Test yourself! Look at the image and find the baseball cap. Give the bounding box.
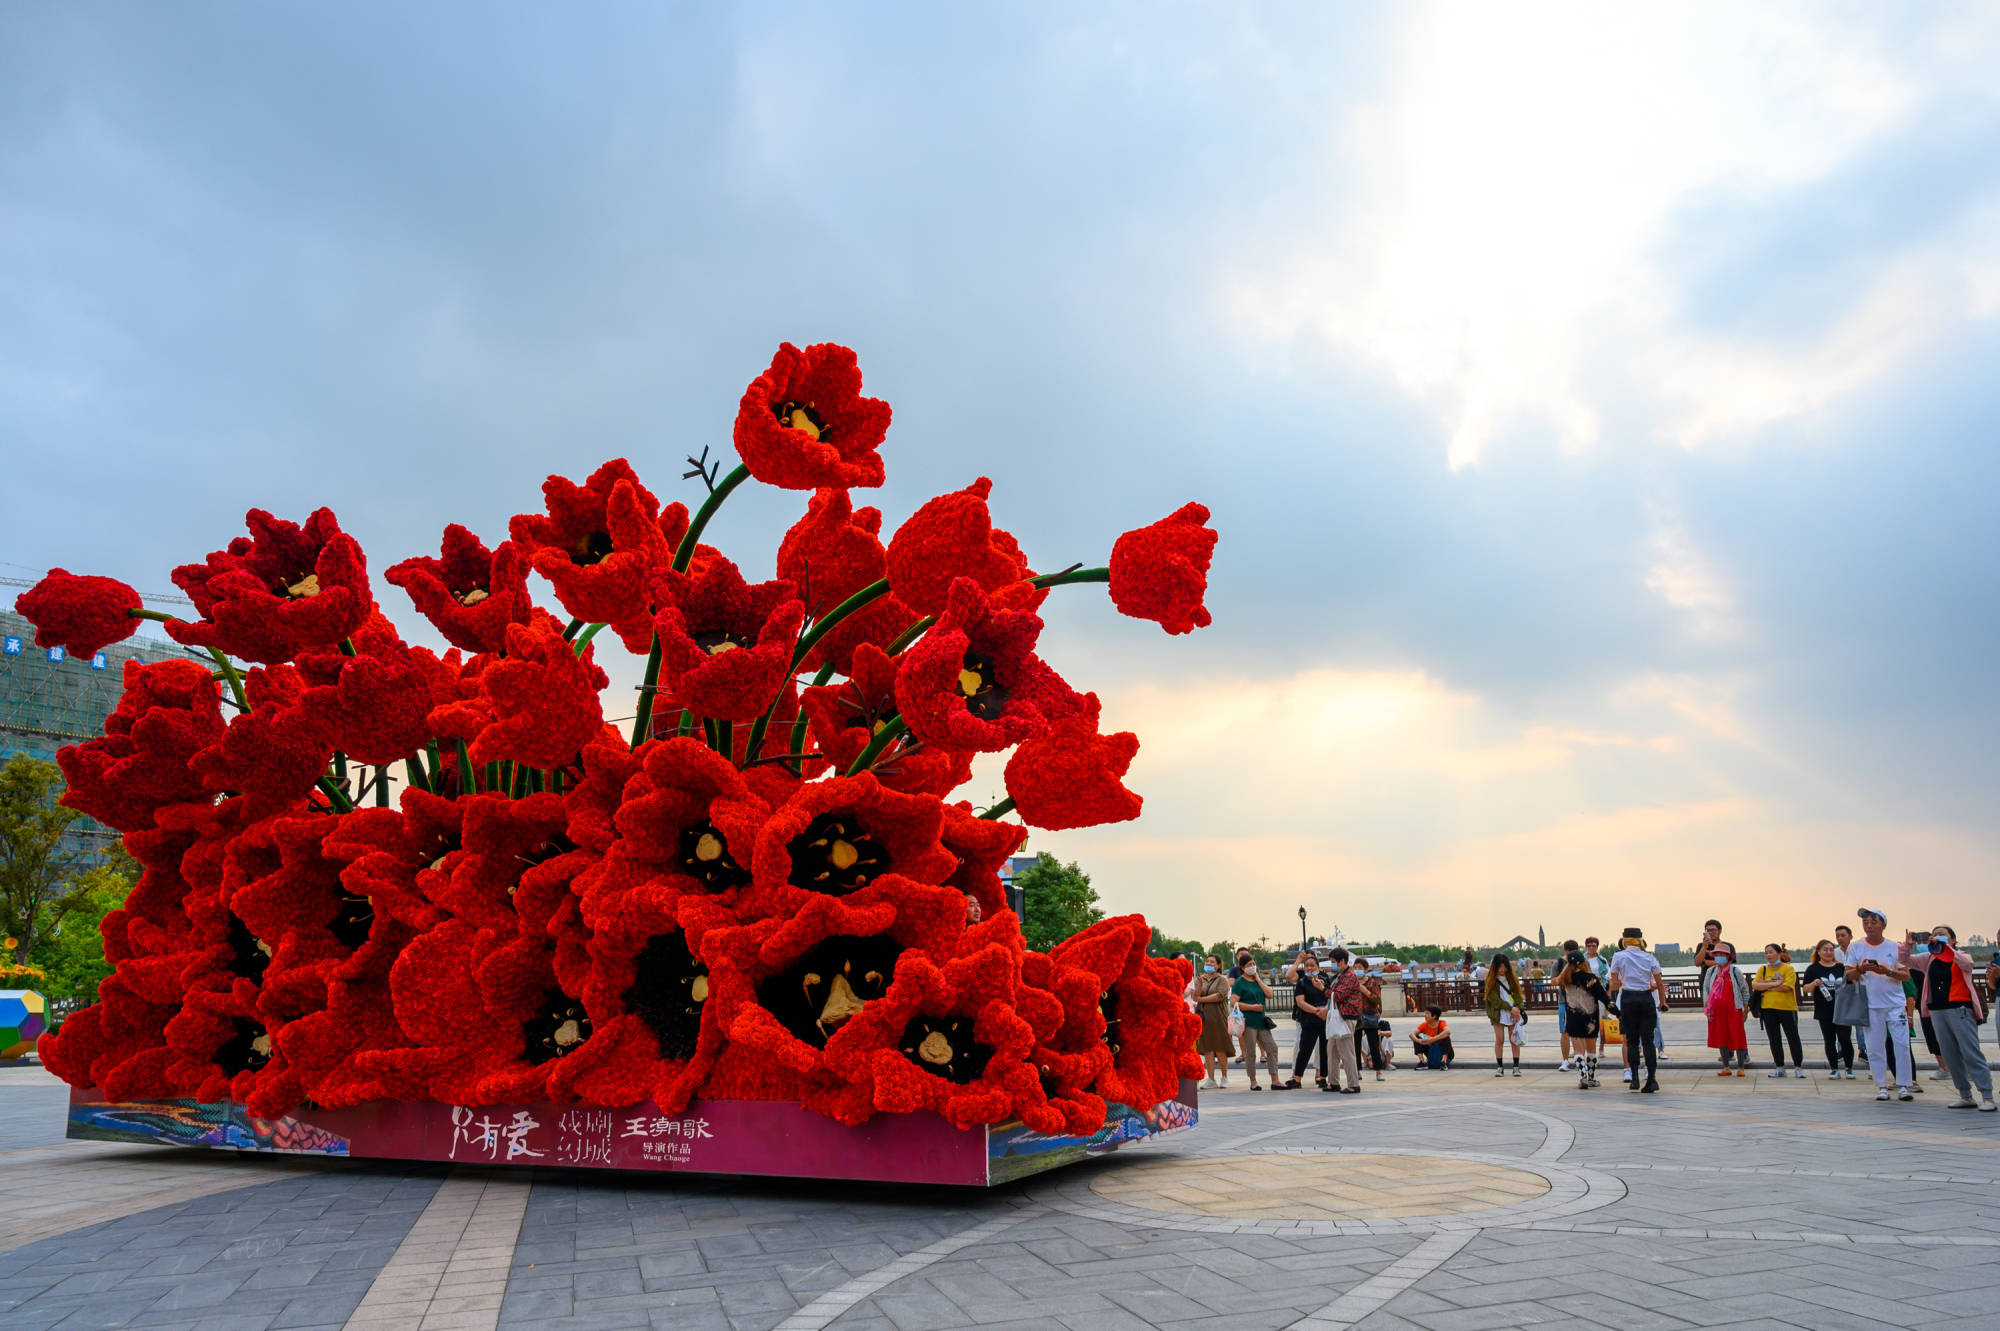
[1857,906,1885,922]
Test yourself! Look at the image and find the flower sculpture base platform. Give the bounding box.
[64,1080,1197,1188]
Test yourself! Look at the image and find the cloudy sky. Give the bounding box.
[5,3,1997,952]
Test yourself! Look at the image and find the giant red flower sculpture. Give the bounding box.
[27,339,1216,1139]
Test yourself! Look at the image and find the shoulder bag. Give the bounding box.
[1832,975,1869,1027]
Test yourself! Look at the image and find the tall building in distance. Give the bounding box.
[0,607,208,853]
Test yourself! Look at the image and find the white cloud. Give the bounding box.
[1224,2,1999,466]
[1644,514,1738,641]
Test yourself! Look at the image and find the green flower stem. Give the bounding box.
[674,463,752,572]
[788,664,835,767]
[333,753,348,786]
[788,578,890,668]
[317,777,356,813]
[375,769,391,806]
[571,622,607,655]
[427,740,445,794]
[978,796,1015,820]
[677,709,695,738]
[455,739,475,795]
[1029,565,1109,589]
[339,638,358,657]
[202,648,250,712]
[630,636,664,749]
[885,616,936,656]
[843,715,907,777]
[562,618,585,641]
[404,755,431,795]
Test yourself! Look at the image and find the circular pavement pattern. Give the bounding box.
[1089,1150,1550,1220]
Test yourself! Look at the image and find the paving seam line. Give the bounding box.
[772,1197,1042,1331]
[342,1164,533,1331]
[1285,1228,1478,1329]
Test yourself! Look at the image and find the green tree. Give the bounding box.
[0,754,94,957]
[30,847,135,1010]
[1017,854,1103,952]
[1149,926,1205,960]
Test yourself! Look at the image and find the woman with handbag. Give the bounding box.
[1323,946,1365,1093]
[1188,954,1235,1089]
[1802,939,1855,1078]
[1753,944,1805,1077]
[1484,955,1526,1077]
[1282,951,1332,1090]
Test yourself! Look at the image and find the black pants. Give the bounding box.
[1764,1009,1803,1067]
[1362,1023,1391,1070]
[1620,995,1659,1079]
[1815,1013,1854,1071]
[1293,1016,1328,1080]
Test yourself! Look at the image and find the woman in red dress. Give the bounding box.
[1704,942,1752,1074]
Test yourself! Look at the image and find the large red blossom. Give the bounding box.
[1109,502,1216,635]
[776,489,917,674]
[651,559,804,723]
[384,526,534,654]
[1003,703,1142,832]
[734,343,892,490]
[190,667,332,817]
[802,644,971,796]
[895,579,1082,753]
[15,569,144,658]
[428,613,606,769]
[513,462,680,653]
[885,478,1047,618]
[301,642,458,766]
[169,508,375,663]
[57,658,223,832]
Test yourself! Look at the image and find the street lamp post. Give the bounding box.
[1298,905,1308,954]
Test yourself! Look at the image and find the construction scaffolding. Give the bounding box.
[0,607,210,850]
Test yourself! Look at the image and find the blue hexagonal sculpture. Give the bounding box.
[0,990,47,1060]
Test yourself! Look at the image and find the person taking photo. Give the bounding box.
[1846,907,1914,1102]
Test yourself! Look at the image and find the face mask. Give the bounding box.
[1203,965,1216,974]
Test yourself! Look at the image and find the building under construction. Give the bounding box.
[0,606,209,851]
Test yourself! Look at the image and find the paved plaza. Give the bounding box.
[3,1048,1998,1331]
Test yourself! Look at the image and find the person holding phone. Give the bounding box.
[1188,955,1235,1090]
[1847,907,1914,1101]
[1232,958,1281,1090]
[1905,925,1995,1111]
[1283,951,1332,1090]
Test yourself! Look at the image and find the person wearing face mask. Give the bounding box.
[1283,951,1332,1090]
[1904,925,1995,1112]
[1232,957,1281,1090]
[1188,954,1235,1090]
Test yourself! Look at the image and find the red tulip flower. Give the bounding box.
[385,526,533,655]
[14,569,144,658]
[1109,502,1216,635]
[734,342,892,490]
[169,508,375,664]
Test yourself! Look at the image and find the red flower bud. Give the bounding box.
[1109,502,1215,635]
[14,569,143,658]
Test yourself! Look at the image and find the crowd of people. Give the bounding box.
[1184,908,1997,1111]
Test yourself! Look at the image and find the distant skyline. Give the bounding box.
[3,3,1997,948]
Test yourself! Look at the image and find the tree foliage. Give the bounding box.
[0,753,94,957]
[32,847,134,1011]
[1016,853,1103,952]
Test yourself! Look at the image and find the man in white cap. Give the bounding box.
[1846,907,1913,1102]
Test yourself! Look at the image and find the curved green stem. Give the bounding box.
[790,579,890,668]
[404,755,430,795]
[317,776,356,814]
[202,648,249,712]
[674,463,752,572]
[885,616,936,656]
[562,617,585,641]
[1030,566,1109,589]
[843,715,907,777]
[788,664,834,768]
[127,607,178,625]
[571,622,607,655]
[978,796,1015,820]
[629,636,664,749]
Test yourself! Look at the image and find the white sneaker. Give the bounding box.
[1768,1068,1787,1078]
[1980,1099,1997,1113]
[1945,1097,1976,1109]
[1929,1070,1949,1080]
[1898,1086,1915,1101]
[1875,1088,1892,1101]
[1792,1069,1807,1079]
[1622,1068,1634,1083]
[1559,1058,1574,1071]
[1494,1067,1506,1077]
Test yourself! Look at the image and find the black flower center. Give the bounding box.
[787,812,889,895]
[1100,988,1123,1059]
[227,913,272,982]
[330,889,374,949]
[774,400,829,442]
[523,994,593,1064]
[691,628,752,656]
[677,819,750,892]
[759,934,900,1048]
[900,1014,992,1085]
[217,1018,273,1075]
[570,529,615,567]
[957,652,1009,720]
[623,932,709,1062]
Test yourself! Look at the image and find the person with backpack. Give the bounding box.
[1752,944,1805,1077]
[1323,947,1366,1094]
